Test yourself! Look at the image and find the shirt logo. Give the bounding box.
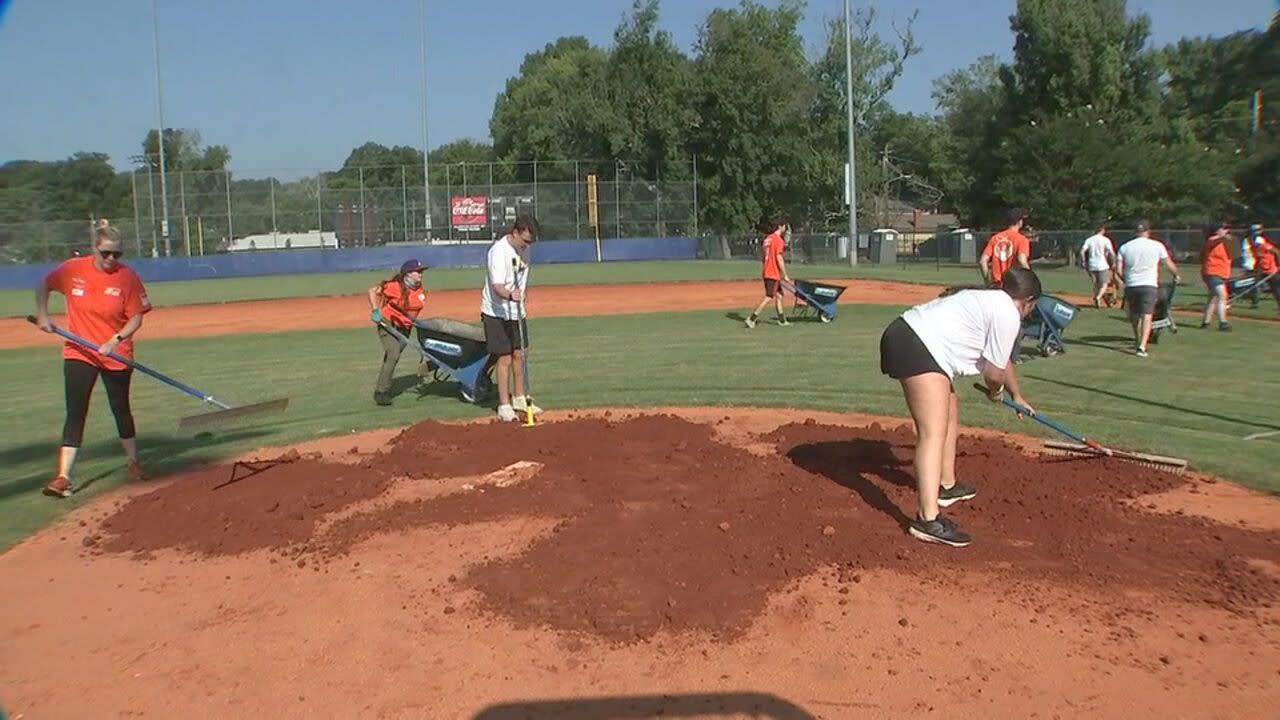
[105,287,122,296]
[71,288,85,297]
[993,237,1014,262]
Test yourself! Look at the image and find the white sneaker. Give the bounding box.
[497,405,518,422]
[512,397,543,415]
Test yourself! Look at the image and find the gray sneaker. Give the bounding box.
[908,514,971,547]
[937,482,977,507]
[744,316,757,329]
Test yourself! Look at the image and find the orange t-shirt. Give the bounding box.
[379,279,427,328]
[44,257,151,371]
[761,232,785,280]
[1252,236,1278,274]
[981,230,1030,284]
[1201,237,1233,279]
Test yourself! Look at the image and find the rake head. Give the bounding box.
[1043,440,1189,475]
[178,398,290,431]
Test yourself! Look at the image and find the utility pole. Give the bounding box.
[151,0,171,256]
[844,0,859,267]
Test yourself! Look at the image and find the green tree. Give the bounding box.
[931,55,1005,220]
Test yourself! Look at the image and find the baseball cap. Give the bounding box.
[400,259,428,274]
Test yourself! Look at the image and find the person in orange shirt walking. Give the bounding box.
[1199,222,1234,331]
[745,217,792,328]
[33,219,152,498]
[1245,224,1279,311]
[979,208,1031,287]
[368,259,429,406]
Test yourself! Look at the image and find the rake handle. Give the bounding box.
[971,383,1111,455]
[28,315,231,410]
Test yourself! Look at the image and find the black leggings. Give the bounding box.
[63,359,135,447]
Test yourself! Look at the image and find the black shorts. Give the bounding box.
[481,313,526,356]
[1125,286,1158,315]
[763,278,782,298]
[879,317,946,380]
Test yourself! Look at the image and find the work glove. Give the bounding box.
[371,308,385,324]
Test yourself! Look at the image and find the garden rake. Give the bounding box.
[972,383,1189,474]
[29,316,289,431]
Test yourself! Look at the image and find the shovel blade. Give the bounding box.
[178,398,290,431]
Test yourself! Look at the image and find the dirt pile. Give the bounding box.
[91,414,1280,642]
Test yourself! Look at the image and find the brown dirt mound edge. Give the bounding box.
[80,409,1280,645]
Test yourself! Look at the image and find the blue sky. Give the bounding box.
[0,0,1274,178]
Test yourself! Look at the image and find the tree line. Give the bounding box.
[2,0,1275,248]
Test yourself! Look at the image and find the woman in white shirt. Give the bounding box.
[878,267,1042,547]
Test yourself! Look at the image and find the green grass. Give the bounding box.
[9,258,1271,323]
[3,302,1278,550]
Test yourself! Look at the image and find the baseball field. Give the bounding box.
[1,259,1277,718]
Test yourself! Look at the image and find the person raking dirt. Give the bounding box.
[368,259,429,406]
[481,214,542,423]
[878,267,1043,547]
[744,217,792,328]
[33,219,152,498]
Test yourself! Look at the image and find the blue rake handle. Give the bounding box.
[971,383,1113,456]
[28,315,232,410]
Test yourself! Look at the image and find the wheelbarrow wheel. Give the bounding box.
[819,312,833,324]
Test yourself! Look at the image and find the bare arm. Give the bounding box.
[34,278,54,331]
[1163,255,1181,282]
[367,285,382,311]
[979,254,991,282]
[1017,252,1030,270]
[96,313,144,356]
[776,254,790,283]
[981,360,1034,415]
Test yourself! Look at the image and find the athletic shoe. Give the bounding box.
[497,405,518,422]
[1136,348,1149,358]
[43,475,72,499]
[127,460,146,482]
[908,514,971,547]
[744,316,757,329]
[937,482,977,507]
[1200,321,1210,329]
[512,397,543,415]
[1219,322,1232,332]
[777,317,791,326]
[373,391,393,407]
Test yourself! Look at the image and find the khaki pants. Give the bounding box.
[374,325,406,395]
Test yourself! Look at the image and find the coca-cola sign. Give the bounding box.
[451,195,488,228]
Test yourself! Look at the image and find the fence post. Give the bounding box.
[692,155,699,239]
[269,177,277,235]
[445,164,453,242]
[574,160,581,240]
[358,166,367,247]
[315,171,323,238]
[401,165,409,243]
[655,163,662,237]
[532,159,539,219]
[130,167,142,254]
[179,170,189,255]
[615,160,622,240]
[224,168,234,245]
[488,162,494,238]
[147,163,158,256]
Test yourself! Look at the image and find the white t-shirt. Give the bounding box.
[480,236,529,320]
[1116,236,1169,288]
[1080,233,1113,271]
[901,289,1022,379]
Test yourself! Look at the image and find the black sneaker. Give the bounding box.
[1200,321,1210,329]
[1219,322,1232,332]
[908,515,971,547]
[937,482,977,507]
[373,391,393,406]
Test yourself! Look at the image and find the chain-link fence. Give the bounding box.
[0,159,700,264]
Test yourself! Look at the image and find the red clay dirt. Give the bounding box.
[2,408,1277,719]
[0,278,957,349]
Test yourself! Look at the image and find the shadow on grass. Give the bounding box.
[0,428,274,501]
[471,692,820,720]
[783,438,914,529]
[1023,374,1280,432]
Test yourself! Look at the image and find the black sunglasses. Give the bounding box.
[99,249,123,259]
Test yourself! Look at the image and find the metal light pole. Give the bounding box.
[419,0,433,238]
[151,0,171,256]
[844,0,859,267]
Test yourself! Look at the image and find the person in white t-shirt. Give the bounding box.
[878,267,1042,548]
[1079,223,1115,308]
[481,214,541,422]
[1114,222,1181,358]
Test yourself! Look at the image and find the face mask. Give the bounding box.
[405,276,422,288]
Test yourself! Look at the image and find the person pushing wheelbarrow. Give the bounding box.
[369,259,429,406]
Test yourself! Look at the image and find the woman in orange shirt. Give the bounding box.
[1200,222,1233,331]
[368,259,428,406]
[34,220,152,498]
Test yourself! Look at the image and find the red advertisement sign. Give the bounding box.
[451,195,488,227]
